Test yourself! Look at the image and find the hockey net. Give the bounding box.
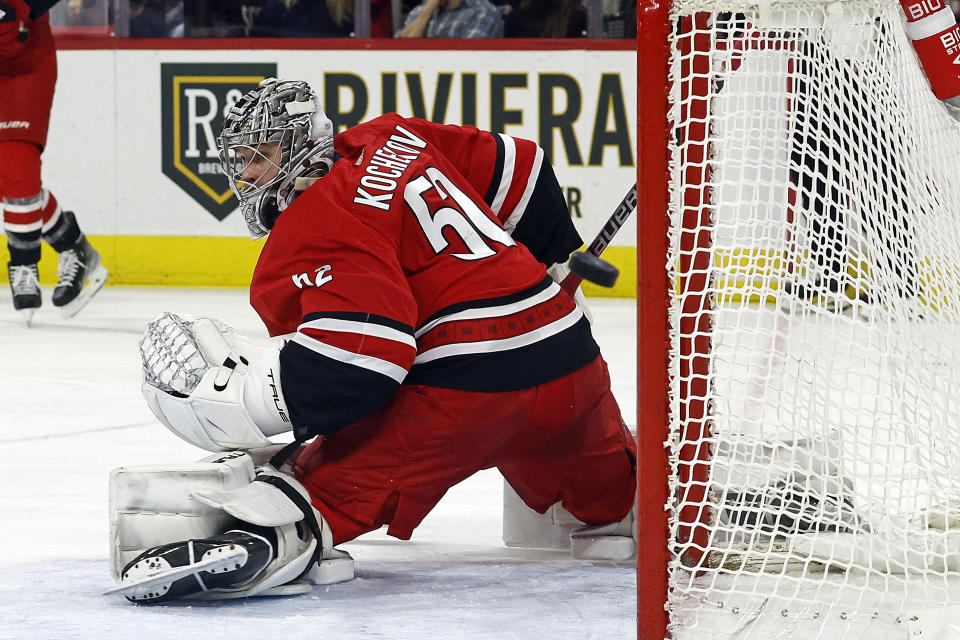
[636,0,960,637]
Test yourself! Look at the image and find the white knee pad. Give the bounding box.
[109,450,353,595]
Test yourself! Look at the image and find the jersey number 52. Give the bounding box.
[405,167,515,261]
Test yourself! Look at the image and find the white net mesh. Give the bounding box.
[664,0,960,637]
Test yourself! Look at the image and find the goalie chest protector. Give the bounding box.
[249,114,599,394]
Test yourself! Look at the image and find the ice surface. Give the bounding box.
[0,287,637,640]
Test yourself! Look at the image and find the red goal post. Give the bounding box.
[635,0,673,637]
[636,4,716,637]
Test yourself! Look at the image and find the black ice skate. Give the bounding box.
[107,529,276,604]
[51,234,108,317]
[8,262,41,326]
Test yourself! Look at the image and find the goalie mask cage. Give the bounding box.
[636,0,960,638]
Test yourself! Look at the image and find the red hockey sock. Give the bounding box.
[0,141,42,199]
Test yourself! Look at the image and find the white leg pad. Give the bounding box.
[109,451,255,580]
[570,521,637,562]
[109,451,355,600]
[570,506,637,562]
[502,480,585,550]
[304,548,356,585]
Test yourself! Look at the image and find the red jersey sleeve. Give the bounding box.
[251,190,418,439]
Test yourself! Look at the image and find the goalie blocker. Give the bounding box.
[107,449,354,602]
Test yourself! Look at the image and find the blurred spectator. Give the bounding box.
[166,0,184,36]
[185,0,247,36]
[951,0,960,23]
[396,0,503,37]
[64,0,98,22]
[370,0,393,36]
[501,0,586,37]
[617,0,635,37]
[129,0,169,36]
[249,0,353,37]
[596,0,634,38]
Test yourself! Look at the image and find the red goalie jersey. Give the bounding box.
[251,114,596,440]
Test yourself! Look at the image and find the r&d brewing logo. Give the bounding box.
[161,63,277,220]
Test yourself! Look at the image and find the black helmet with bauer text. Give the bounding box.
[218,78,335,239]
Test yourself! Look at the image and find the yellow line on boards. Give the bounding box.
[1,236,264,287]
[0,236,639,296]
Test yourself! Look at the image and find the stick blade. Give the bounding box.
[568,252,620,288]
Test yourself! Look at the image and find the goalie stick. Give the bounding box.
[561,183,638,296]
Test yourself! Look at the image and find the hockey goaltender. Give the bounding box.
[107,78,637,603]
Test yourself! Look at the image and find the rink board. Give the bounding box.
[0,40,638,295]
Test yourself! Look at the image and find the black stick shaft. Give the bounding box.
[585,184,638,257]
[561,183,638,295]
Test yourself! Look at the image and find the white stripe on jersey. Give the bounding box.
[414,280,562,339]
[414,304,584,365]
[490,134,516,216]
[502,146,543,234]
[2,190,47,213]
[292,333,409,383]
[298,317,417,349]
[41,205,63,233]
[3,220,43,233]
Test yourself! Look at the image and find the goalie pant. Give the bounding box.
[292,355,637,544]
[900,0,960,101]
[0,4,56,149]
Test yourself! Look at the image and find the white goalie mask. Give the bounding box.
[218,78,335,239]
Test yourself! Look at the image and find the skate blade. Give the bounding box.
[103,547,246,598]
[60,264,108,319]
[18,307,37,327]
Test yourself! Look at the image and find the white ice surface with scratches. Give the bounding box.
[0,287,637,640]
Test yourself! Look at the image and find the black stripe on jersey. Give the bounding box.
[26,0,59,18]
[301,310,414,336]
[419,275,555,329]
[509,158,583,266]
[405,315,599,392]
[483,133,506,207]
[279,340,401,439]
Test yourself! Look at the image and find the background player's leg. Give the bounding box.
[1,141,45,323]
[0,139,107,322]
[44,208,108,316]
[0,27,107,320]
